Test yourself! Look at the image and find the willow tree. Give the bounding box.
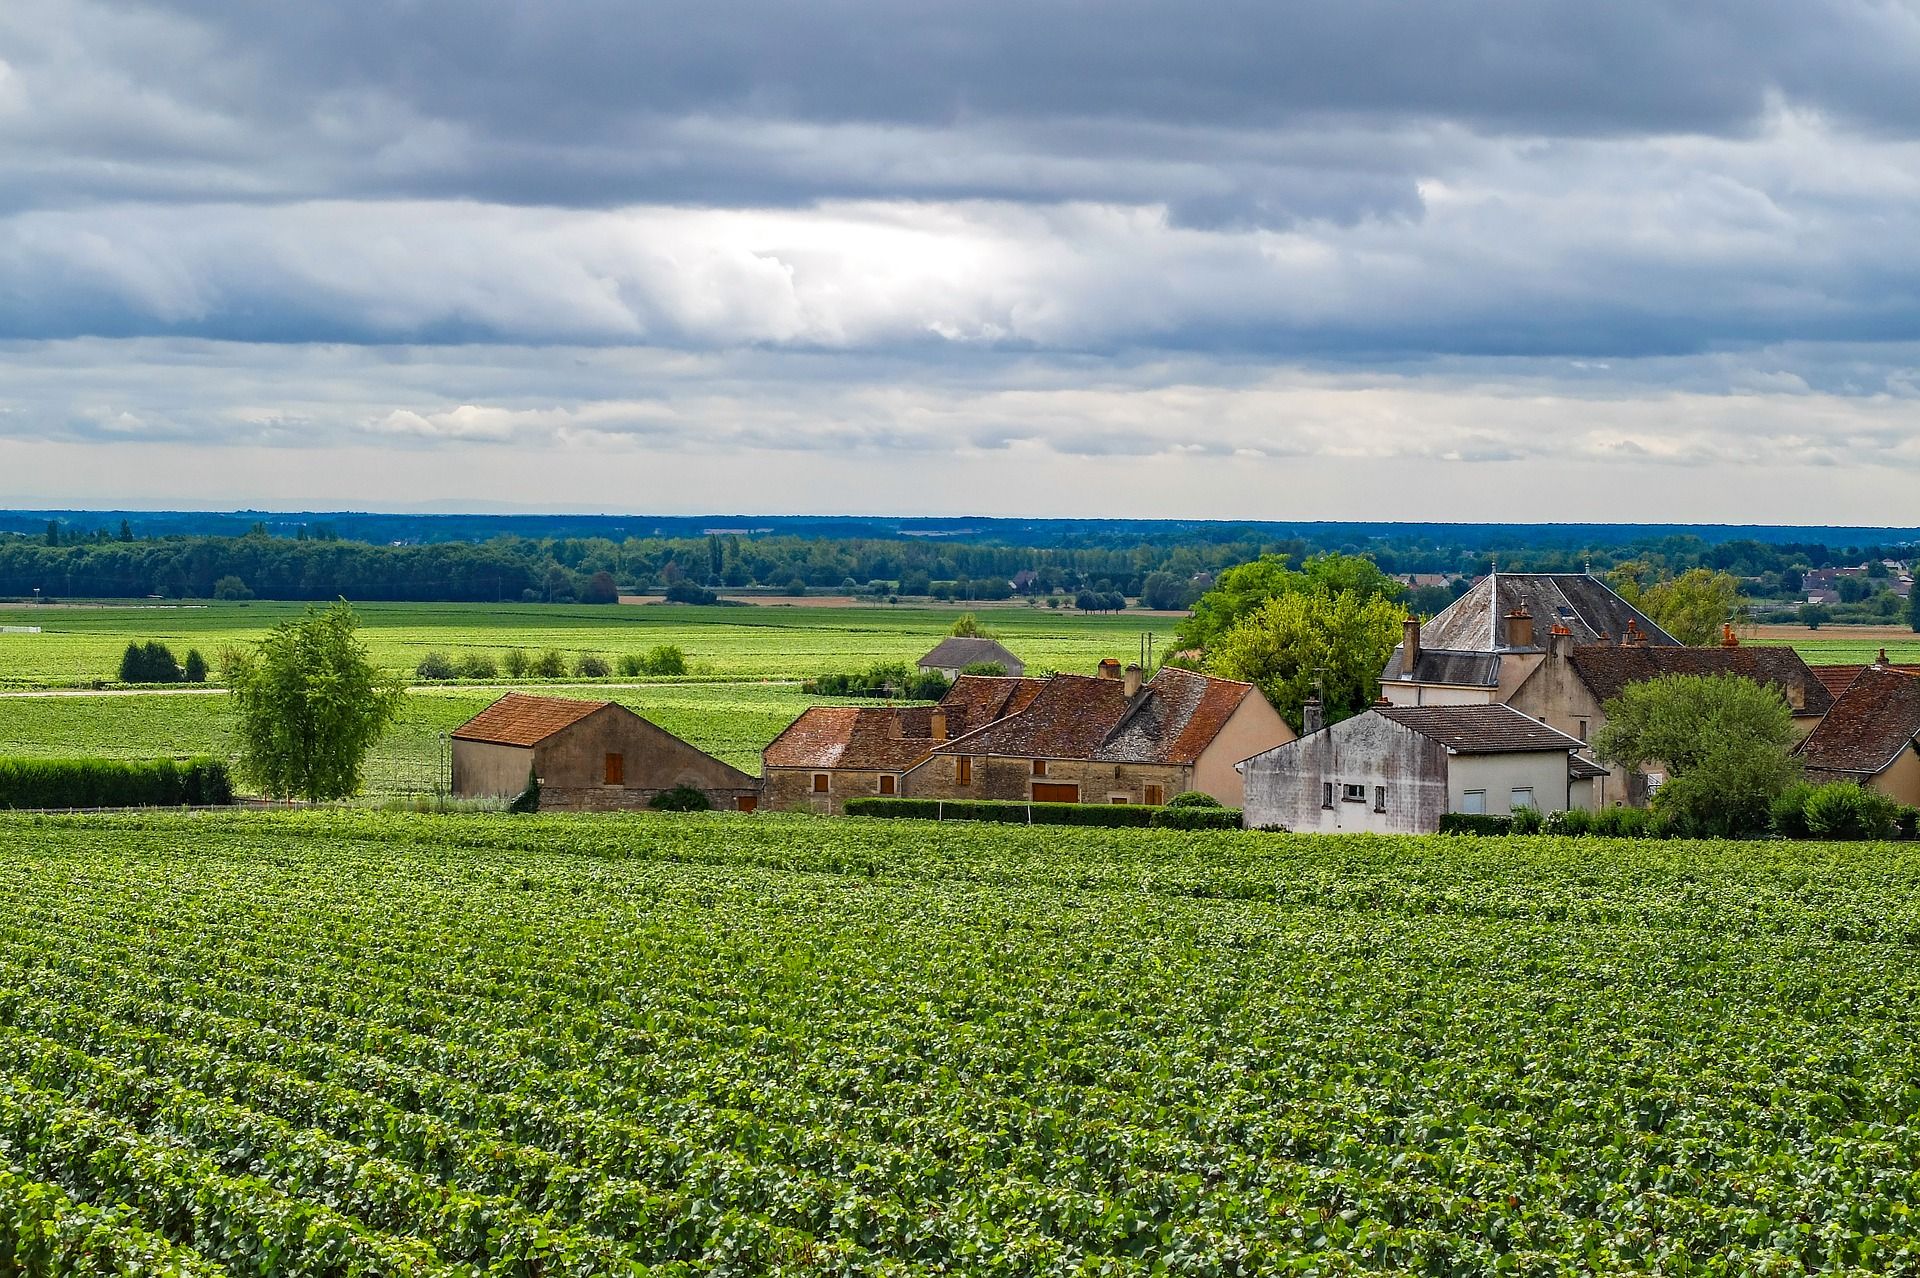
[227,601,405,802]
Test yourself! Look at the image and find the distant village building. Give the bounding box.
[1796,663,1920,806]
[452,693,758,811]
[917,636,1026,679]
[1380,570,1829,806]
[1240,703,1600,834]
[762,675,1045,814]
[913,662,1293,807]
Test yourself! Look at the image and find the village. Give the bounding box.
[444,568,1920,833]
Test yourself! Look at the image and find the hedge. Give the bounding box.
[0,758,234,810]
[842,796,1243,830]
[1438,812,1514,835]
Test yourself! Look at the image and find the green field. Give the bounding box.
[0,683,834,789]
[0,601,1160,690]
[5,811,1920,1273]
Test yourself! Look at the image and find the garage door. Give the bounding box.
[1032,782,1080,803]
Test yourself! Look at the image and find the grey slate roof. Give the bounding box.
[917,636,1025,673]
[1417,572,1679,651]
[1376,703,1587,754]
[1379,648,1503,686]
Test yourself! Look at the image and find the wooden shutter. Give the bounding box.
[603,753,624,785]
[1032,782,1080,803]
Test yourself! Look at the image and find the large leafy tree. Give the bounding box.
[1174,553,1400,652]
[227,601,405,802]
[1594,673,1799,835]
[1207,590,1404,732]
[1610,566,1746,645]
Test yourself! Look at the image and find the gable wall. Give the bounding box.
[1241,715,1449,833]
[531,704,758,810]
[1191,692,1296,804]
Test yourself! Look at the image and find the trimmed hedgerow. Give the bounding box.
[844,796,1243,830]
[0,757,233,810]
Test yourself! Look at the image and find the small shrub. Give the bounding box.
[1510,805,1546,835]
[648,784,712,812]
[1165,791,1224,809]
[1543,807,1595,836]
[501,649,530,679]
[1802,783,1902,840]
[118,641,181,683]
[1770,782,1819,838]
[415,652,457,681]
[509,764,539,814]
[641,645,687,676]
[181,649,209,683]
[530,649,568,679]
[1149,805,1241,830]
[456,652,498,680]
[617,652,645,677]
[575,653,612,679]
[664,582,718,605]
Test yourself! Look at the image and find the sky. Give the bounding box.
[3,1,1920,521]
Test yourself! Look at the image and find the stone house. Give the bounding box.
[908,663,1293,807]
[1380,570,1830,806]
[1795,664,1920,804]
[917,636,1026,679]
[451,692,759,811]
[1239,703,1600,834]
[761,675,1045,814]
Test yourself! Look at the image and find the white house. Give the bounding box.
[1238,702,1602,833]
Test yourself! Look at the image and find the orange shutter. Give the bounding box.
[603,753,624,785]
[1032,782,1080,803]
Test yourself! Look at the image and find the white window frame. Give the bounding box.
[1341,783,1367,804]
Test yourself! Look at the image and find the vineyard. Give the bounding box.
[5,812,1920,1273]
[0,601,1155,690]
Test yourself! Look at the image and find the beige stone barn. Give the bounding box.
[451,693,759,811]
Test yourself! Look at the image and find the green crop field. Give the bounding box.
[0,601,1160,690]
[0,683,834,789]
[5,812,1920,1273]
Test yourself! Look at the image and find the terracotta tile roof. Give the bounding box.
[932,667,1258,765]
[1376,703,1586,754]
[762,706,939,772]
[937,675,1048,735]
[1570,645,1832,717]
[1796,667,1920,777]
[1100,667,1255,765]
[1809,663,1920,702]
[918,637,1025,672]
[452,693,610,747]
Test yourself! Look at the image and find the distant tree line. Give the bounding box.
[2,524,1911,606]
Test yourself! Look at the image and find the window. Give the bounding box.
[956,756,973,786]
[1510,787,1535,810]
[603,752,624,786]
[1322,782,1334,809]
[1462,790,1486,815]
[878,774,897,795]
[1143,784,1164,806]
[1341,783,1367,804]
[1109,794,1130,804]
[1031,758,1048,777]
[1575,717,1589,742]
[1374,786,1386,812]
[811,773,830,794]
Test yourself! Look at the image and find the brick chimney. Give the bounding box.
[1721,623,1739,648]
[1302,695,1325,735]
[1097,658,1123,680]
[1623,621,1648,648]
[1402,616,1421,673]
[930,709,948,741]
[1875,648,1891,667]
[1504,607,1535,649]
[1123,663,1143,698]
[1548,623,1574,660]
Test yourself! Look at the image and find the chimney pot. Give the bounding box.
[1721,623,1739,648]
[1302,696,1325,735]
[1403,616,1421,672]
[1123,663,1143,698]
[1097,658,1122,680]
[1876,648,1890,667]
[1504,607,1535,649]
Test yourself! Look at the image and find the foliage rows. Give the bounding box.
[0,758,232,811]
[6,811,1920,1273]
